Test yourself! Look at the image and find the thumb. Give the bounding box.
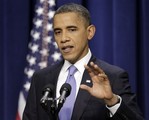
[80,84,91,93]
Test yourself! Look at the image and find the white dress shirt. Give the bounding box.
[56,49,121,117]
[56,49,91,99]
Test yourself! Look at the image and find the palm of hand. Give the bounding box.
[90,74,113,100]
[80,62,113,100]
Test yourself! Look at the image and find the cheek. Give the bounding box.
[75,41,86,52]
[54,38,60,45]
[78,36,88,46]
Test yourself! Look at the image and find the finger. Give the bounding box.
[80,84,92,93]
[84,64,96,78]
[98,73,108,81]
[90,62,104,74]
[98,73,108,78]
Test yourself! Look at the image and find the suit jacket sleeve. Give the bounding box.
[107,70,144,120]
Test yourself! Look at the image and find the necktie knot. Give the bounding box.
[68,65,77,76]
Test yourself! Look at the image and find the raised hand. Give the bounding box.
[80,62,119,106]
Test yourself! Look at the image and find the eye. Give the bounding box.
[54,30,61,35]
[68,28,77,32]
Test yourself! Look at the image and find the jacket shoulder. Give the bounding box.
[34,60,64,76]
[94,58,126,73]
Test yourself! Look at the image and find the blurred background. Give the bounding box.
[0,0,149,120]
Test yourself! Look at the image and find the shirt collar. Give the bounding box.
[62,49,92,73]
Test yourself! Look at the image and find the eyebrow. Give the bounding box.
[54,25,78,31]
[67,25,77,29]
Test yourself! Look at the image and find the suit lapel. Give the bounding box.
[72,55,96,120]
[72,69,92,120]
[45,61,64,98]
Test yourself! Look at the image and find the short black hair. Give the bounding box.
[54,3,91,26]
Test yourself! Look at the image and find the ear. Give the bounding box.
[87,24,96,40]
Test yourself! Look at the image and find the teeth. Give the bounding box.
[62,46,72,50]
[62,46,73,53]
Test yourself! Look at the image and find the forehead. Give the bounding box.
[53,12,85,28]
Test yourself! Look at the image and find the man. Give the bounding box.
[23,3,144,120]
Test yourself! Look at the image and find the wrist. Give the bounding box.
[104,94,120,107]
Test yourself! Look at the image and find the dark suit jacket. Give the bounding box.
[23,56,144,120]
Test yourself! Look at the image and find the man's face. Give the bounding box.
[53,12,95,63]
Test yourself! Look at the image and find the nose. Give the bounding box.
[61,31,69,43]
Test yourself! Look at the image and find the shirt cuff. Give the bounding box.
[106,95,122,117]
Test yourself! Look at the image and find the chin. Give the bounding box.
[63,53,78,63]
[64,57,75,64]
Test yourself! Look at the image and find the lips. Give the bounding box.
[61,45,74,53]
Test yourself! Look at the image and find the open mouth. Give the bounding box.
[61,45,74,53]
